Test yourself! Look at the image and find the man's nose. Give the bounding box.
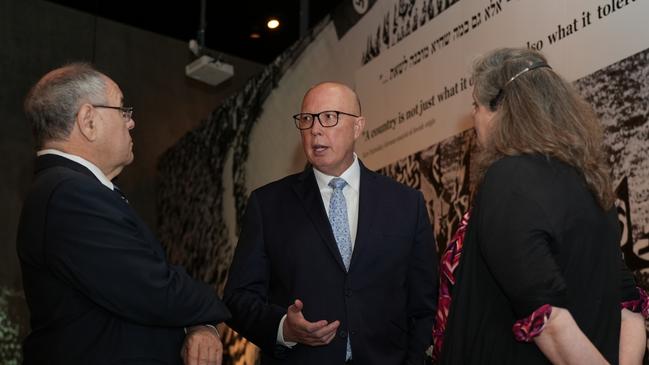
[310,117,324,135]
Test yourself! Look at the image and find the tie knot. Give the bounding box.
[328,177,347,191]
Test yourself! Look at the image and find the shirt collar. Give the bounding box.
[37,149,115,190]
[313,153,360,193]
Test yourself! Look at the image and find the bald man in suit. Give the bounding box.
[225,82,438,364]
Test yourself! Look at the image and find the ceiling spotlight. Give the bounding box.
[250,32,261,39]
[267,19,280,29]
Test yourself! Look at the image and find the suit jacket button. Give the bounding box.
[339,330,347,339]
[345,289,352,297]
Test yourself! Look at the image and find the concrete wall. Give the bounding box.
[0,0,263,350]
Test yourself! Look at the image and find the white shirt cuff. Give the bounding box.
[204,324,220,337]
[184,324,220,337]
[277,314,297,347]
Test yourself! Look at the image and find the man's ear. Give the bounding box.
[76,103,97,141]
[353,116,366,140]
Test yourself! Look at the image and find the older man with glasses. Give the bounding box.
[17,63,231,365]
[224,82,438,365]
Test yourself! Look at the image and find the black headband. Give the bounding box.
[489,61,552,110]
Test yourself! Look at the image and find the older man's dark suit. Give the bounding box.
[16,155,230,365]
[224,162,438,365]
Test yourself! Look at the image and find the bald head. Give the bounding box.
[302,82,361,116]
[299,82,365,176]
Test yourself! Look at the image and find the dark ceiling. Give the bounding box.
[47,0,345,64]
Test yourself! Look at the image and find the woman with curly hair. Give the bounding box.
[435,48,648,364]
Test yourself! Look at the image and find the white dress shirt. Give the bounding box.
[312,155,360,248]
[277,154,361,346]
[37,149,115,190]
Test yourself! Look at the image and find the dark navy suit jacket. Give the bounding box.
[224,162,438,365]
[17,154,230,364]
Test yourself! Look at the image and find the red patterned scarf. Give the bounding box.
[431,211,470,361]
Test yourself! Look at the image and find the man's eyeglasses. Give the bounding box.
[292,110,359,130]
[92,105,134,122]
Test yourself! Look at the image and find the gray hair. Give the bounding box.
[472,48,550,112]
[24,62,107,148]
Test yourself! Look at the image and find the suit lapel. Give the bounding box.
[292,167,348,272]
[35,154,167,257]
[349,161,379,270]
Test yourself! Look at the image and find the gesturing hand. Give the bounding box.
[282,299,340,346]
[181,325,223,365]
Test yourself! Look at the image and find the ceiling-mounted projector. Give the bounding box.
[185,55,234,86]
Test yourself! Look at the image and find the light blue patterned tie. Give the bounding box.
[328,177,353,360]
[328,177,352,270]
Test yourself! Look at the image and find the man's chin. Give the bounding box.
[125,153,135,166]
[308,156,328,169]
